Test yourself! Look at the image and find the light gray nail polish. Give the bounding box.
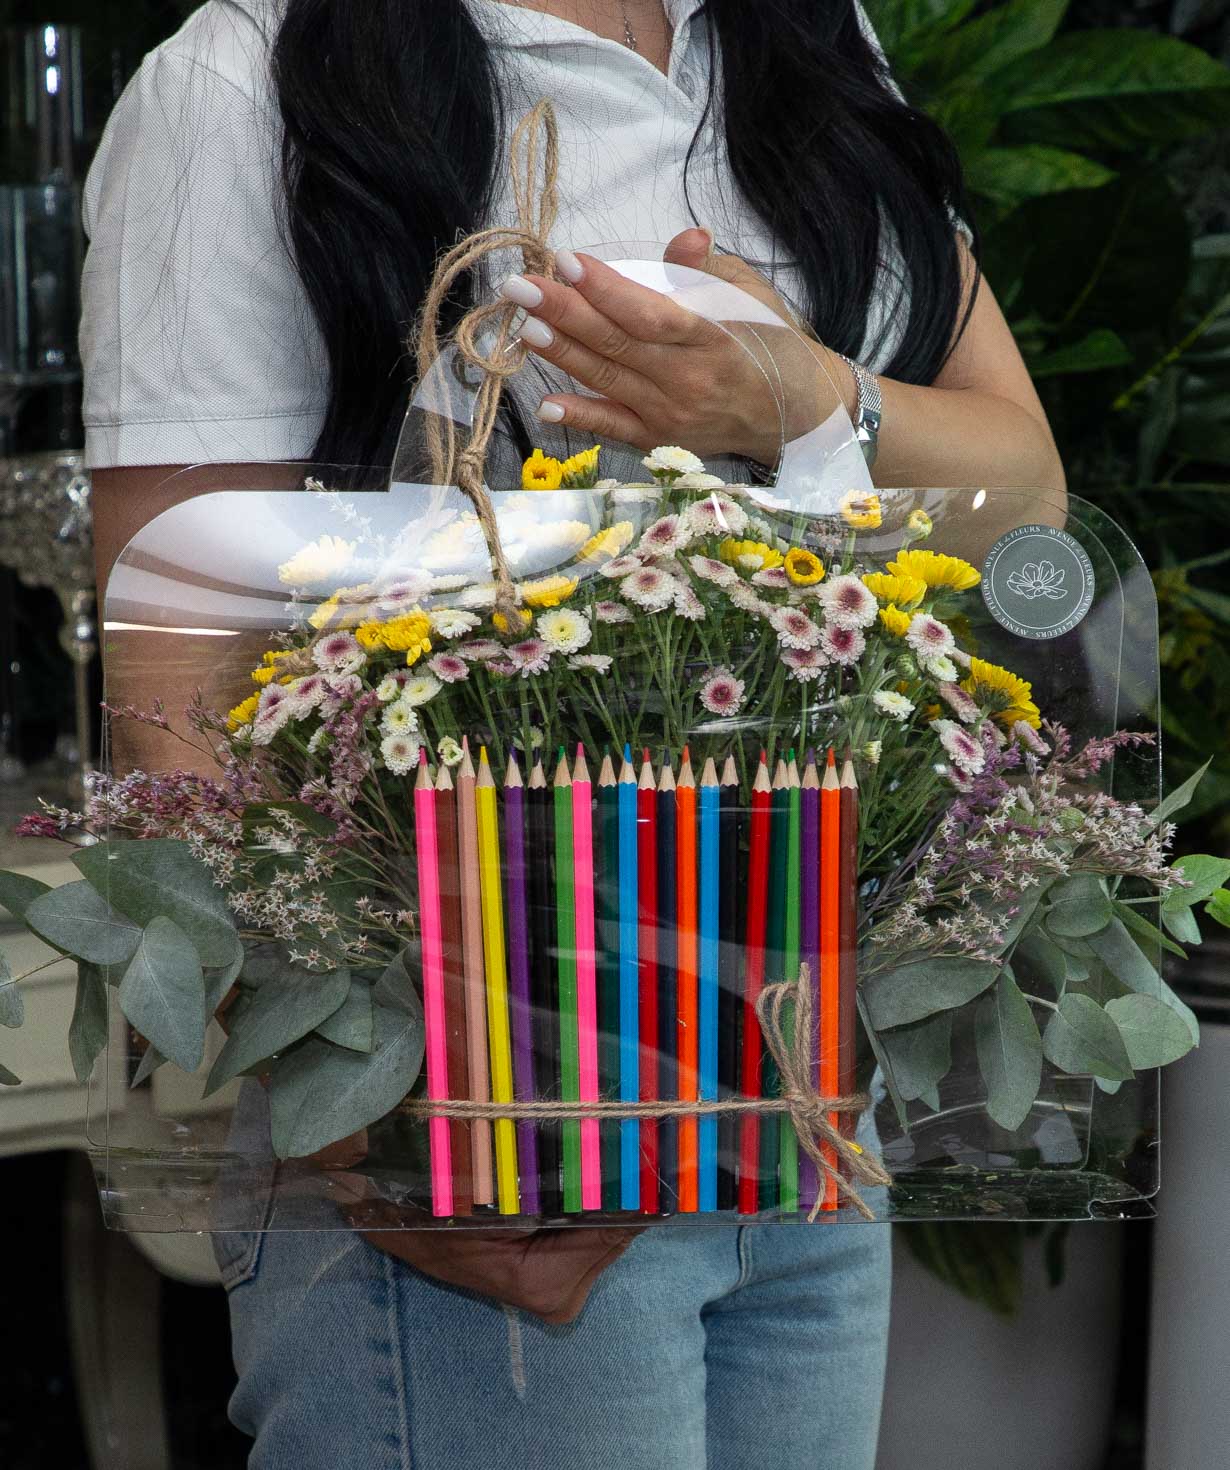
[555,250,585,284]
[536,401,566,423]
[500,274,544,309]
[518,317,554,350]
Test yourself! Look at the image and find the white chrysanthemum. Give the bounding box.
[820,623,867,666]
[873,689,914,721]
[427,653,469,684]
[639,514,691,555]
[863,740,883,766]
[781,647,826,682]
[401,673,442,707]
[312,631,365,675]
[933,718,986,775]
[376,572,432,611]
[285,674,327,715]
[376,675,402,703]
[306,727,328,756]
[726,581,773,617]
[594,600,632,625]
[926,654,958,683]
[380,701,420,737]
[938,681,980,724]
[437,736,464,767]
[611,486,661,505]
[621,566,676,612]
[689,554,738,588]
[537,607,592,655]
[250,685,295,745]
[457,639,503,661]
[675,472,728,491]
[674,583,706,621]
[752,566,791,590]
[509,639,551,677]
[278,534,355,587]
[685,493,749,538]
[600,554,642,580]
[819,574,878,629]
[568,653,613,674]
[643,445,706,478]
[430,573,469,594]
[769,606,823,650]
[430,607,481,639]
[699,669,746,717]
[380,734,420,775]
[906,614,955,660]
[457,583,497,610]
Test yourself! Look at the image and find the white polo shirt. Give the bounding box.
[80,0,911,469]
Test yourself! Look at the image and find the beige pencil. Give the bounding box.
[456,737,493,1205]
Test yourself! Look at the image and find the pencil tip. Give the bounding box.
[480,745,490,766]
[827,746,836,767]
[624,741,632,761]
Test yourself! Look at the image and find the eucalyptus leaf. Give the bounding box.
[1045,873,1112,938]
[1043,993,1134,1081]
[877,1011,953,1104]
[1164,854,1230,910]
[373,947,424,1019]
[204,940,245,1018]
[268,1001,426,1159]
[0,954,22,1027]
[1206,888,1230,929]
[1162,903,1202,946]
[976,969,1043,1131]
[1113,900,1187,960]
[25,881,142,967]
[0,1061,18,1085]
[316,980,375,1053]
[0,870,51,923]
[69,964,110,1084]
[1106,995,1196,1069]
[118,918,208,1075]
[1145,757,1211,831]
[131,1045,166,1087]
[1085,918,1199,1045]
[74,840,238,967]
[863,956,999,1030]
[1013,927,1077,997]
[204,964,351,1096]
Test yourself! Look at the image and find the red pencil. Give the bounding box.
[738,753,772,1215]
[637,751,660,1214]
[820,748,841,1211]
[676,748,699,1213]
[839,754,860,1145]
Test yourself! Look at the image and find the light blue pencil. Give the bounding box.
[618,745,640,1211]
[699,757,721,1212]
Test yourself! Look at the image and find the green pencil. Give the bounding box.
[760,758,790,1211]
[596,753,622,1211]
[779,754,802,1212]
[554,750,581,1212]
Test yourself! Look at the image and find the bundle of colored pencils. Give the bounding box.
[409,739,861,1220]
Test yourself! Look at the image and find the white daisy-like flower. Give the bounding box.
[278,534,355,587]
[285,674,327,715]
[689,554,738,588]
[250,684,295,745]
[530,519,592,556]
[376,573,432,612]
[512,727,546,751]
[594,478,620,490]
[429,607,481,639]
[611,486,662,505]
[752,566,791,591]
[726,581,773,617]
[401,673,442,706]
[674,583,706,621]
[781,647,827,682]
[770,605,823,650]
[381,701,420,737]
[437,735,464,767]
[427,653,469,684]
[819,574,878,629]
[639,514,691,556]
[380,734,420,776]
[873,689,914,721]
[698,668,746,717]
[906,614,955,660]
[457,639,503,662]
[322,672,363,703]
[568,653,613,674]
[643,445,706,478]
[863,740,883,766]
[821,623,867,666]
[312,631,365,675]
[457,583,497,610]
[509,639,552,677]
[926,654,958,683]
[933,718,985,775]
[675,472,728,492]
[685,493,749,538]
[594,599,633,624]
[938,682,980,723]
[950,646,973,669]
[621,566,677,613]
[600,554,643,580]
[537,607,592,655]
[1013,720,1051,755]
[306,726,328,756]
[430,573,469,594]
[376,675,402,702]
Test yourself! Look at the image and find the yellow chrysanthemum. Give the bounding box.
[879,604,912,638]
[887,549,981,593]
[380,612,433,659]
[560,445,601,488]
[523,449,564,491]
[307,587,369,631]
[227,693,260,731]
[862,572,927,608]
[718,538,784,572]
[840,490,882,531]
[961,656,1042,729]
[578,521,634,563]
[521,574,578,609]
[355,620,390,651]
[492,607,533,634]
[784,548,826,586]
[250,649,295,685]
[906,509,933,541]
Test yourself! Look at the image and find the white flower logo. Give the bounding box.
[1006,560,1068,601]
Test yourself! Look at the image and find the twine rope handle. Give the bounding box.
[400,965,891,1222]
[414,100,562,631]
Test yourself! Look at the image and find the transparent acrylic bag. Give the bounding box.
[86,246,1166,1234]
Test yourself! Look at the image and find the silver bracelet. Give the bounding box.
[837,353,882,468]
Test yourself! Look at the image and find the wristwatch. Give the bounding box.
[837,353,882,469]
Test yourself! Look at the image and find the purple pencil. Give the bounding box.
[799,751,822,1210]
[503,753,541,1215]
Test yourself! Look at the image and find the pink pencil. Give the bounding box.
[572,745,602,1210]
[414,755,454,1217]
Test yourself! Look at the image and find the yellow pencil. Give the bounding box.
[476,747,519,1214]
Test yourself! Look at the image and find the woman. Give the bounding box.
[81,3,1064,1467]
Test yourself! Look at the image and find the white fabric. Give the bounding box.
[80,0,913,469]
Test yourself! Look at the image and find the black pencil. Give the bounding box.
[656,755,679,1213]
[528,760,562,1216]
[718,754,741,1210]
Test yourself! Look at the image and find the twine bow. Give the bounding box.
[400,965,891,1222]
[414,100,562,632]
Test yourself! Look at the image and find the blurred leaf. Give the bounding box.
[1163,902,1203,945]
[863,0,978,59]
[204,963,350,1096]
[1145,756,1212,830]
[0,870,52,923]
[1026,327,1132,378]
[964,145,1113,213]
[976,968,1043,1131]
[1206,888,1230,927]
[0,1062,19,1086]
[911,0,1069,93]
[877,1010,953,1102]
[0,955,20,1028]
[899,1221,1025,1316]
[1043,992,1134,1080]
[131,1044,166,1087]
[69,964,109,1084]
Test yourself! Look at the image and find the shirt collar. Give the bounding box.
[469,2,708,50]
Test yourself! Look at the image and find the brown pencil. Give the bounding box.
[435,764,472,1215]
[457,737,494,1206]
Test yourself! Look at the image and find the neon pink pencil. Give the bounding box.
[572,745,602,1209]
[414,755,454,1217]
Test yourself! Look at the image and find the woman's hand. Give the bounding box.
[500,228,854,467]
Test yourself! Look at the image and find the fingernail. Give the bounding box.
[500,274,544,309]
[536,400,566,423]
[555,249,585,284]
[517,317,554,350]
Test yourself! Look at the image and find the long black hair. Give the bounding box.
[270,0,975,470]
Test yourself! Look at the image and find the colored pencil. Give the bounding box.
[596,754,622,1211]
[572,746,602,1211]
[799,752,822,1211]
[760,759,790,1211]
[820,748,842,1212]
[414,758,454,1217]
[456,739,494,1206]
[617,746,640,1211]
[503,755,540,1216]
[839,754,860,1147]
[435,765,472,1216]
[676,747,700,1212]
[527,760,562,1215]
[637,752,660,1215]
[738,754,772,1214]
[554,752,582,1212]
[779,755,802,1213]
[656,757,679,1212]
[476,748,518,1215]
[698,756,721,1213]
[717,755,741,1210]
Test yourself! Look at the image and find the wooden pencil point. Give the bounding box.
[841,755,859,789]
[573,746,591,784]
[459,740,476,779]
[505,753,523,788]
[802,756,821,789]
[701,756,719,787]
[772,758,788,789]
[720,754,738,788]
[477,751,496,788]
[753,757,772,793]
[436,763,454,792]
[529,759,547,790]
[639,758,656,790]
[598,752,616,787]
[554,752,572,787]
[822,751,840,790]
[619,749,636,784]
[415,758,432,790]
[826,746,836,768]
[787,755,800,788]
[658,760,677,793]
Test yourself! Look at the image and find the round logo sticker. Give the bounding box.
[981,524,1095,640]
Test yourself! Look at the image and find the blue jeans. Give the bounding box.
[216,1217,891,1469]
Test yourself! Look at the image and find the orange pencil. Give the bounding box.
[676,747,699,1212]
[820,748,841,1211]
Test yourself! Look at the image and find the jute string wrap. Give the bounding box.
[414,100,562,632]
[400,965,891,1222]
